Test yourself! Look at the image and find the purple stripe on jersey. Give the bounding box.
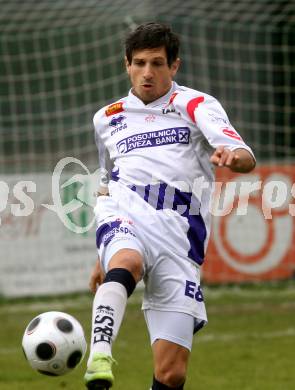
[111,168,120,182]
[96,220,121,248]
[187,213,206,264]
[173,189,206,264]
[156,183,168,210]
[128,182,207,265]
[144,183,160,209]
[144,184,150,202]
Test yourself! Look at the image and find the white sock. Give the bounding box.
[88,281,127,365]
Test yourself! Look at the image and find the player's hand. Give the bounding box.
[210,146,255,173]
[210,146,239,169]
[89,258,105,294]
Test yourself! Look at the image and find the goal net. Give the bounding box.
[0,0,294,296]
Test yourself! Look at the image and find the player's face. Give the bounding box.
[125,47,180,104]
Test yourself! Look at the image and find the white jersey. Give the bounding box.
[93,81,254,266]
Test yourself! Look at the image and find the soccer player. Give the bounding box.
[84,22,255,390]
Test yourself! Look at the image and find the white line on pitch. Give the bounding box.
[195,327,295,344]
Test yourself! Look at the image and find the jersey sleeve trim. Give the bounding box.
[226,144,256,159]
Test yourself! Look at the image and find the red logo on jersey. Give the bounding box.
[222,128,242,141]
[105,102,124,117]
[168,92,178,105]
[186,96,205,123]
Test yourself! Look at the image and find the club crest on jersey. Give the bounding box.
[145,114,156,123]
[105,102,124,117]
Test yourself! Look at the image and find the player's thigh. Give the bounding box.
[96,206,146,282]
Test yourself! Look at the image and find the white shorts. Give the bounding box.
[144,310,205,351]
[94,185,208,348]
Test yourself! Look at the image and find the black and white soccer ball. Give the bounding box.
[22,311,87,376]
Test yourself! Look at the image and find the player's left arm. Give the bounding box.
[210,146,256,173]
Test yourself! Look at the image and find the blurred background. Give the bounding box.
[0,0,294,297]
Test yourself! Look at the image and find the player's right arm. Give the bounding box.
[93,109,112,195]
[90,109,111,293]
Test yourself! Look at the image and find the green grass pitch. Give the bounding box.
[0,284,295,389]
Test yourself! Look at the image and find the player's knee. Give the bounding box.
[155,363,186,388]
[103,268,137,297]
[109,248,144,282]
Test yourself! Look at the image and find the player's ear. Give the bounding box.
[125,56,131,75]
[170,57,180,77]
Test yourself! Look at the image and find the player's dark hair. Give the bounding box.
[125,22,180,67]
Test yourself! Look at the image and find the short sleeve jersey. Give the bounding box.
[93,81,254,263]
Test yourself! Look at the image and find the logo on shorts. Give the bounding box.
[115,217,134,225]
[96,220,137,250]
[185,280,204,302]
